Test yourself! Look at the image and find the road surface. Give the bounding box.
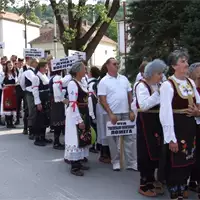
[0,125,196,200]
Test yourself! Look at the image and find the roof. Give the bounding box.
[30,25,117,45]
[0,11,41,28]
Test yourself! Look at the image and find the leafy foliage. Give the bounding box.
[126,0,200,80]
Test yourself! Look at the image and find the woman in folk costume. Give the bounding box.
[32,61,52,146]
[159,50,200,200]
[0,61,17,128]
[185,63,200,196]
[131,61,148,171]
[64,62,91,176]
[49,70,70,150]
[135,59,167,197]
[95,63,111,163]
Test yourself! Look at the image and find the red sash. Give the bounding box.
[3,85,17,111]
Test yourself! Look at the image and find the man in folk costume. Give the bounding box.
[20,58,39,140]
[19,57,31,135]
[159,50,200,199]
[15,58,24,125]
[32,61,52,146]
[98,57,135,171]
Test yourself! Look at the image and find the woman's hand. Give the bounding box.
[78,122,85,130]
[63,99,69,105]
[186,104,200,117]
[169,141,179,153]
[37,104,42,111]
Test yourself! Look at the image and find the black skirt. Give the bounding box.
[137,112,163,171]
[50,101,65,127]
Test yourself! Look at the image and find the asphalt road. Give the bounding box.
[0,125,197,200]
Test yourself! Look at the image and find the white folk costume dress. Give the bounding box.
[64,79,90,161]
[135,80,162,185]
[160,75,200,188]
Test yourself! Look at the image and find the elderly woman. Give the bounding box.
[187,63,200,195]
[160,50,200,200]
[64,62,91,176]
[135,59,167,197]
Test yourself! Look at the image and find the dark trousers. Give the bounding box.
[54,126,64,144]
[15,85,23,121]
[23,94,28,131]
[25,92,36,128]
[35,127,46,139]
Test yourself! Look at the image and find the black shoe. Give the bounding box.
[53,143,65,150]
[169,186,178,199]
[22,129,28,135]
[89,147,99,154]
[15,120,20,125]
[44,138,53,144]
[34,139,46,146]
[71,168,84,176]
[80,164,90,170]
[29,134,34,140]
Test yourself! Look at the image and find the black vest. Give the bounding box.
[3,75,15,85]
[25,68,34,88]
[38,75,50,103]
[23,65,28,72]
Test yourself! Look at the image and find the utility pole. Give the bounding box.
[53,15,57,58]
[24,0,27,48]
[123,0,127,75]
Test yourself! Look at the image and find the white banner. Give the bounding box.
[51,56,77,71]
[68,50,86,61]
[24,48,44,58]
[106,120,136,137]
[0,42,5,49]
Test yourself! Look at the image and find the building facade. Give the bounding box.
[0,11,40,58]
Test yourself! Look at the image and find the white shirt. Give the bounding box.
[135,72,143,82]
[135,82,160,111]
[16,68,23,85]
[98,73,132,114]
[0,64,3,73]
[20,66,35,92]
[32,71,49,105]
[88,77,97,120]
[52,74,71,102]
[159,75,200,144]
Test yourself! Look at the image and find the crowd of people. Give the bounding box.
[0,49,200,199]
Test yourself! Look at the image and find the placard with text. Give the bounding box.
[68,50,86,61]
[24,48,44,58]
[106,120,136,137]
[51,56,77,71]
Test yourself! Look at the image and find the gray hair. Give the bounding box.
[168,49,189,66]
[189,62,200,74]
[144,59,167,79]
[69,61,83,76]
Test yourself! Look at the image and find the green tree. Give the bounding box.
[106,19,117,41]
[126,0,190,80]
[180,0,200,63]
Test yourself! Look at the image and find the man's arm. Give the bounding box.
[128,91,133,111]
[99,95,113,116]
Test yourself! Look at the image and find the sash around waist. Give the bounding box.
[137,108,188,114]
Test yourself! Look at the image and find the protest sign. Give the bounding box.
[0,42,5,49]
[68,50,86,61]
[51,56,77,71]
[24,48,44,58]
[106,120,136,137]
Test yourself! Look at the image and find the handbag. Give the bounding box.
[77,128,91,148]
